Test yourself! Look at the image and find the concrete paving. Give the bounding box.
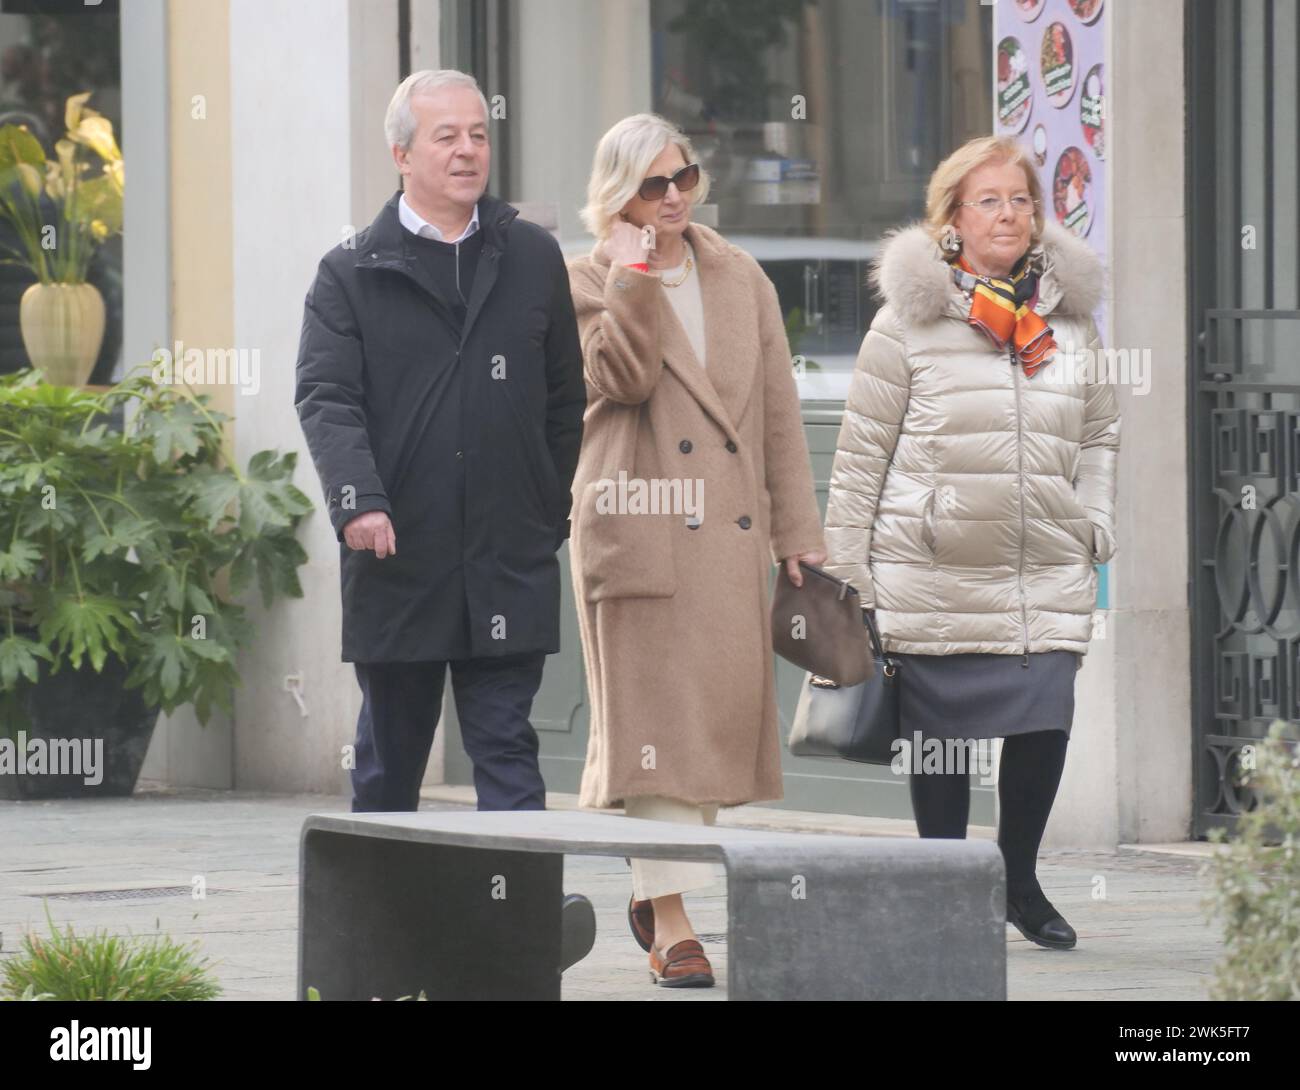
[0,784,1224,1001]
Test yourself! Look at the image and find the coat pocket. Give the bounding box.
[1063,482,1088,520]
[503,381,565,527]
[573,479,677,601]
[921,489,937,555]
[1062,486,1095,552]
[1091,522,1116,564]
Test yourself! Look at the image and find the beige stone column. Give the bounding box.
[1045,0,1192,848]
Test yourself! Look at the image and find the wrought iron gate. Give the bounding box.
[1188,0,1300,835]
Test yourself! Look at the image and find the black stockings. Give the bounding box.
[907,729,1069,901]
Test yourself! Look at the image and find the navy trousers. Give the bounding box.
[351,652,547,812]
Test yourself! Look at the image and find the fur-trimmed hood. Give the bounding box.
[869,220,1104,328]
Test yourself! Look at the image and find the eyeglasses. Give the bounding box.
[637,163,701,202]
[956,195,1039,216]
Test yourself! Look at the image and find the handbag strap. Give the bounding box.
[862,608,897,673]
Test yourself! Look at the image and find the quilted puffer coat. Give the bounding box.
[822,220,1119,656]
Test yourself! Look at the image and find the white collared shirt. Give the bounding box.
[398,192,480,243]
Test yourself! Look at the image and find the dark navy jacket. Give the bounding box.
[295,191,585,662]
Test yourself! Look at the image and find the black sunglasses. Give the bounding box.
[637,163,700,202]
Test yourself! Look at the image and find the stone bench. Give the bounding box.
[298,810,1006,1000]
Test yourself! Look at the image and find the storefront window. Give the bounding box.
[650,0,988,396]
[496,0,989,400]
[0,0,122,382]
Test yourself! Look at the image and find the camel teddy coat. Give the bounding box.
[567,221,825,809]
[822,220,1120,655]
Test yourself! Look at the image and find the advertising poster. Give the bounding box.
[995,0,1109,606]
[995,0,1106,339]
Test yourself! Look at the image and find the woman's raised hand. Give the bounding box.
[608,218,652,268]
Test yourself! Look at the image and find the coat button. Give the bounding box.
[679,439,693,453]
[456,451,463,459]
[725,440,738,453]
[737,515,752,530]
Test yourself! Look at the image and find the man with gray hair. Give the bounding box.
[295,69,586,814]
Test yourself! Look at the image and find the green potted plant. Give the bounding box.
[1203,718,1300,999]
[0,91,123,386]
[0,367,311,798]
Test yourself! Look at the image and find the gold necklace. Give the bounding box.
[657,243,694,288]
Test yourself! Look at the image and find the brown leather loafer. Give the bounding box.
[649,938,714,988]
[628,895,655,952]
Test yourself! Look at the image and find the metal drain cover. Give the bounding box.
[38,887,198,902]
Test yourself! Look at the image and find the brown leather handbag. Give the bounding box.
[770,561,873,686]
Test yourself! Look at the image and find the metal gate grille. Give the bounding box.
[1188,0,1300,836]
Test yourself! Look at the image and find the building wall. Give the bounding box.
[1043,0,1191,848]
[226,0,421,794]
[140,0,237,789]
[145,0,443,794]
[1108,0,1192,843]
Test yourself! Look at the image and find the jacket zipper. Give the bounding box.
[1010,346,1030,667]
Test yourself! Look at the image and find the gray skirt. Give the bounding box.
[889,650,1080,742]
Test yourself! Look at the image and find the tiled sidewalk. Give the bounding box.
[0,786,1223,1001]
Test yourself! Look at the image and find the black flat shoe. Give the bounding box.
[1006,888,1077,950]
[560,893,596,971]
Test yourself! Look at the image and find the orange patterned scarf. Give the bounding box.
[951,254,1056,377]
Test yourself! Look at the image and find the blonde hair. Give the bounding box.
[579,113,711,239]
[924,135,1045,248]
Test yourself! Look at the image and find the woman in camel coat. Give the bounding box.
[567,113,825,986]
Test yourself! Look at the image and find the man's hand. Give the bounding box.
[783,548,827,588]
[343,510,396,558]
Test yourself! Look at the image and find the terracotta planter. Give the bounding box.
[18,281,106,386]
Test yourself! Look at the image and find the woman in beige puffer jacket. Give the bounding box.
[822,136,1119,951]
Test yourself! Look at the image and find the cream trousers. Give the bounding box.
[624,794,720,900]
